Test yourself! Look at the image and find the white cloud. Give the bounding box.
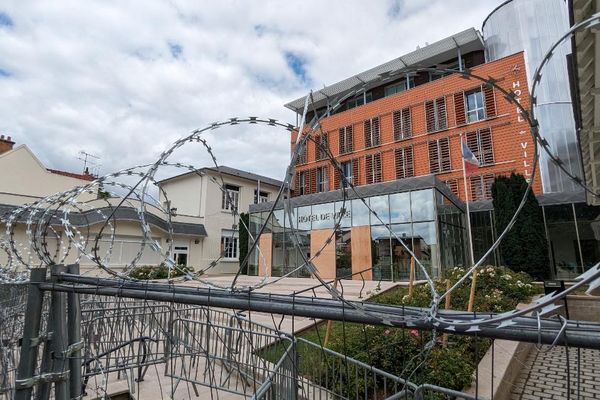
[0,0,501,181]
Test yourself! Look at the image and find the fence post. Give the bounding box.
[15,268,47,400]
[50,264,70,400]
[67,264,82,399]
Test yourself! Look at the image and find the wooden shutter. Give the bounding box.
[352,157,360,186]
[294,171,300,194]
[454,92,466,126]
[479,128,494,165]
[334,166,341,189]
[395,146,414,179]
[364,120,372,148]
[469,175,481,201]
[405,146,414,177]
[444,179,459,197]
[365,155,373,184]
[309,169,317,194]
[439,137,451,171]
[469,173,495,200]
[425,100,436,133]
[466,130,479,160]
[372,117,380,146]
[483,85,496,118]
[339,126,353,154]
[373,153,382,183]
[436,97,447,130]
[428,140,440,173]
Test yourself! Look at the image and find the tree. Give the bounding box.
[491,173,549,279]
[238,213,250,274]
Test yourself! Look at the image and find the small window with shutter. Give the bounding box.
[444,179,460,197]
[395,146,414,179]
[365,153,382,184]
[364,117,380,148]
[465,128,494,166]
[339,125,353,154]
[428,137,451,173]
[393,107,411,141]
[295,141,308,165]
[316,166,329,192]
[425,97,447,133]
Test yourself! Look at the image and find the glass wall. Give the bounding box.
[248,188,466,281]
[469,210,499,266]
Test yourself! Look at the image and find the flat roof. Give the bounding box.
[284,28,484,113]
[249,174,465,213]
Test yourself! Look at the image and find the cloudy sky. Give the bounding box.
[0,0,501,181]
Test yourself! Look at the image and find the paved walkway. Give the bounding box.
[511,345,600,399]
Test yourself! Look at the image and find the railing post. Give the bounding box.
[15,268,47,400]
[67,264,82,399]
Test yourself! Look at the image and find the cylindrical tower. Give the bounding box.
[483,0,582,193]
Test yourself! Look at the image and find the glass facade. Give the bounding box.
[483,0,583,193]
[248,188,467,281]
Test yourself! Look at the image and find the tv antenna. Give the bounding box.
[77,150,100,175]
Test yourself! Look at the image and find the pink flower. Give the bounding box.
[384,329,391,335]
[410,329,419,337]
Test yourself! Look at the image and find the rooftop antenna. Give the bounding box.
[77,150,100,175]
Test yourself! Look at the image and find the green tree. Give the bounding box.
[491,173,549,279]
[238,213,250,274]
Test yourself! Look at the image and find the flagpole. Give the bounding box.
[461,133,477,313]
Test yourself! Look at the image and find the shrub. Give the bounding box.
[128,264,195,280]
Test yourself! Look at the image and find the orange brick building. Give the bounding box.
[289,50,540,202]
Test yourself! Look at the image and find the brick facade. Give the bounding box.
[291,52,540,202]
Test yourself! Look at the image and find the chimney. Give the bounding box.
[0,135,15,155]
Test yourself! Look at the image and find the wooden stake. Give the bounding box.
[442,279,452,347]
[408,257,415,299]
[467,268,478,313]
[323,279,338,347]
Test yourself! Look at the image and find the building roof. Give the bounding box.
[0,203,208,237]
[47,168,95,182]
[249,174,465,213]
[158,165,284,188]
[284,28,485,113]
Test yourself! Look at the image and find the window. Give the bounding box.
[295,141,307,165]
[395,146,414,179]
[384,79,413,96]
[465,128,494,165]
[393,107,411,141]
[222,184,239,211]
[254,190,269,204]
[425,97,447,133]
[429,59,461,81]
[221,230,239,259]
[296,171,307,195]
[444,179,460,197]
[315,133,329,160]
[339,126,353,154]
[364,117,380,148]
[365,153,382,184]
[465,89,485,123]
[173,245,189,266]
[341,160,353,187]
[316,166,328,193]
[470,174,495,201]
[428,137,451,173]
[347,92,372,110]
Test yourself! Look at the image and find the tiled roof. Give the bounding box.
[47,168,95,181]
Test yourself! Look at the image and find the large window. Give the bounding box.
[465,89,485,123]
[364,117,380,148]
[393,107,411,141]
[384,79,412,96]
[254,190,269,204]
[425,97,447,132]
[222,184,239,211]
[316,166,328,193]
[428,137,451,173]
[395,146,414,179]
[339,126,353,154]
[221,230,239,259]
[466,128,494,165]
[365,153,382,184]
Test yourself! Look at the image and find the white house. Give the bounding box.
[158,166,282,275]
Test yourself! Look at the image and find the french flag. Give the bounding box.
[462,139,480,174]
